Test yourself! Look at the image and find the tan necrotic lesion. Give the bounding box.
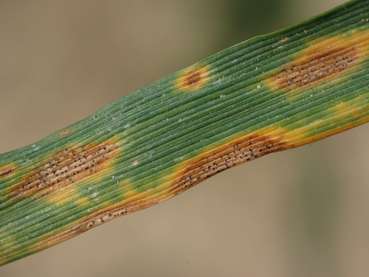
[266,30,369,93]
[26,131,295,253]
[9,139,121,200]
[169,132,292,193]
[43,134,291,236]
[274,46,357,89]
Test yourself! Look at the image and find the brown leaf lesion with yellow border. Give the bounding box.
[168,131,294,194]
[266,30,369,93]
[9,137,121,201]
[175,65,210,92]
[29,183,173,253]
[28,130,296,254]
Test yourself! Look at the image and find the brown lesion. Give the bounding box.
[272,47,357,91]
[266,32,369,93]
[9,139,121,200]
[170,133,291,193]
[0,164,17,179]
[29,132,292,255]
[79,201,140,232]
[176,65,210,92]
[30,192,167,253]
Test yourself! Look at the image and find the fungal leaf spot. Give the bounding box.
[77,192,169,232]
[169,132,292,194]
[9,137,121,200]
[266,30,369,93]
[176,65,210,92]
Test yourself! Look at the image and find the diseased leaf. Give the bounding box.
[1,0,369,266]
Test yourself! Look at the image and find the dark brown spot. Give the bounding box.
[185,71,202,86]
[176,66,209,92]
[172,134,290,192]
[10,140,120,199]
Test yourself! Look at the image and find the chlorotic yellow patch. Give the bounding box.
[175,65,210,92]
[265,30,369,94]
[46,186,88,206]
[0,232,18,266]
[285,95,369,146]
[331,96,367,119]
[0,250,7,266]
[120,181,138,198]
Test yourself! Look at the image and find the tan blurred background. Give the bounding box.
[1,0,369,276]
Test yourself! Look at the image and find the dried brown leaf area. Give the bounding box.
[170,132,293,193]
[28,132,292,253]
[266,31,369,92]
[9,139,121,200]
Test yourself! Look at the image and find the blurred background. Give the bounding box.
[1,0,369,276]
